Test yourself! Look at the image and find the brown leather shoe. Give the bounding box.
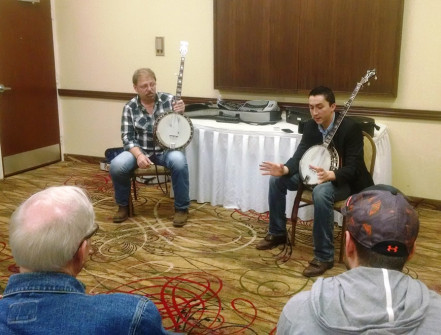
[113,205,129,223]
[173,209,188,227]
[256,234,287,250]
[302,258,334,277]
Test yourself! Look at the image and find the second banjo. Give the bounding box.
[299,69,377,188]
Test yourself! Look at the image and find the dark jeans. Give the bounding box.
[268,174,351,262]
[110,150,190,210]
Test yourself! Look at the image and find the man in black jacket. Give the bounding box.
[258,86,374,277]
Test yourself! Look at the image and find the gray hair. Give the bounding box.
[9,186,96,272]
[132,68,156,85]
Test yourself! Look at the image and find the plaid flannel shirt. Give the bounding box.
[121,92,174,155]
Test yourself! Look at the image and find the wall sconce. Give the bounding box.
[18,0,40,3]
[155,37,165,56]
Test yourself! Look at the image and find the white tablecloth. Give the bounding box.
[185,114,392,216]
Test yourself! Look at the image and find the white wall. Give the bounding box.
[53,0,441,200]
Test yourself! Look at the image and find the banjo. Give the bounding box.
[299,69,377,188]
[154,41,194,150]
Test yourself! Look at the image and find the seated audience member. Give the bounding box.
[0,186,171,334]
[277,189,441,334]
[259,86,373,277]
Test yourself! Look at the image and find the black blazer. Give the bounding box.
[285,113,374,193]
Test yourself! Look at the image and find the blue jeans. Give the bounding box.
[268,174,350,262]
[110,150,190,211]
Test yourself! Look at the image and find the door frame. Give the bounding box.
[0,146,4,179]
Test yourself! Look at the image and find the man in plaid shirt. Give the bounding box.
[109,68,190,226]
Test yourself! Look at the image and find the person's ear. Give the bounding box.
[344,231,359,269]
[75,240,89,267]
[345,231,355,257]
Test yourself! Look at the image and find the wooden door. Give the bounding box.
[0,0,60,178]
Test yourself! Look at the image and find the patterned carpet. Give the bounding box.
[1,161,440,334]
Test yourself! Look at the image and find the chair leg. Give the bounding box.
[128,177,136,217]
[163,170,169,195]
[290,186,304,246]
[132,177,138,200]
[338,217,347,263]
[128,194,134,217]
[164,174,168,194]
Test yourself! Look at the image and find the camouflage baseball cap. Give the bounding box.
[341,190,419,257]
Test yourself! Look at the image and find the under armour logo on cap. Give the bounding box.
[387,245,399,253]
[372,241,408,257]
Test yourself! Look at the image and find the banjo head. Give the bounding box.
[299,145,339,187]
[154,112,194,150]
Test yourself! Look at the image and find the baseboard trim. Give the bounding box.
[64,153,103,164]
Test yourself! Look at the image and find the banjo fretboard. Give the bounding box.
[175,41,188,101]
[323,69,377,148]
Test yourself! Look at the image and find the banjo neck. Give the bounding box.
[175,41,188,101]
[323,69,377,148]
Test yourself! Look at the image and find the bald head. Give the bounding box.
[9,186,97,272]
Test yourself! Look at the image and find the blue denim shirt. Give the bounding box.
[0,272,171,334]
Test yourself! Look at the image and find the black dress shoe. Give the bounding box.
[302,258,334,277]
[256,234,287,250]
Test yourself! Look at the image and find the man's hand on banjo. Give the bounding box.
[172,99,185,114]
[260,161,288,177]
[309,165,336,184]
